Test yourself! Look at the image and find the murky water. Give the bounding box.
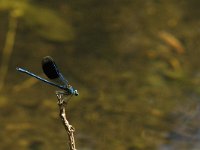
[0,0,200,149]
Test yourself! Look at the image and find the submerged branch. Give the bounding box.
[0,10,19,91]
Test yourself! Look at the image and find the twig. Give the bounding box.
[56,92,77,150]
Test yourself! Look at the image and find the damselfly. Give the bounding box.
[16,56,79,96]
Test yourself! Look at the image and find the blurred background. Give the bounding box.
[0,0,200,150]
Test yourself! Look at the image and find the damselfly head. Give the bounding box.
[67,85,79,96]
[74,90,79,96]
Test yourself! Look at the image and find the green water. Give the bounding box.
[0,0,200,149]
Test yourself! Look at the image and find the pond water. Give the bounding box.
[0,0,200,150]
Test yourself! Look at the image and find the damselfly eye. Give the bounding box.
[74,90,79,96]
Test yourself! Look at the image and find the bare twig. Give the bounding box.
[56,92,77,150]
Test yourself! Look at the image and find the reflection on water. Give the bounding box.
[0,0,200,149]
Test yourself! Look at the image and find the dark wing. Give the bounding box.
[42,56,60,79]
[42,56,69,86]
